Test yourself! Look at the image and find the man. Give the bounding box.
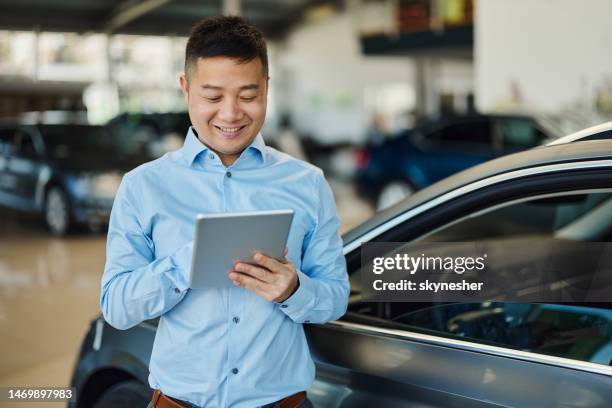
[100,16,350,408]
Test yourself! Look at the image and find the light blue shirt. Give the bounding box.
[100,128,349,408]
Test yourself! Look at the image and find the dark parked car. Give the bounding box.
[106,111,190,159]
[355,113,560,210]
[70,134,612,406]
[0,123,148,235]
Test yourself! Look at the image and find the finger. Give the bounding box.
[253,252,286,272]
[234,262,274,283]
[229,271,266,287]
[229,271,274,298]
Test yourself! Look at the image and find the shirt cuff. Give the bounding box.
[277,269,315,321]
[164,241,193,292]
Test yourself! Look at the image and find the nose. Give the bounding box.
[217,98,243,123]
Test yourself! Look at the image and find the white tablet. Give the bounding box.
[189,209,294,289]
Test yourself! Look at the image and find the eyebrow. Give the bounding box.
[200,84,259,91]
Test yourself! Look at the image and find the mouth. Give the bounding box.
[213,124,248,139]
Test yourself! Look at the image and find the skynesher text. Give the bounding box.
[373,279,484,292]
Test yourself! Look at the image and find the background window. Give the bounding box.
[15,130,37,157]
[428,120,493,148]
[498,119,547,149]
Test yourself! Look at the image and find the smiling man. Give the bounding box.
[181,55,267,166]
[100,16,349,408]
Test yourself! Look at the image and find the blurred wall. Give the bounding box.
[0,31,187,123]
[476,0,612,124]
[276,13,416,144]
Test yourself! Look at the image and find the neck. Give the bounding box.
[196,136,240,166]
[218,153,238,166]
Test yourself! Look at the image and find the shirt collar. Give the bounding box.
[182,126,267,166]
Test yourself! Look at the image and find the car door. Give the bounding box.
[8,126,44,210]
[306,158,612,407]
[0,126,21,205]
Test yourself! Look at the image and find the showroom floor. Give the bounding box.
[0,179,373,407]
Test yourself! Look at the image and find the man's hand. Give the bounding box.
[228,248,298,303]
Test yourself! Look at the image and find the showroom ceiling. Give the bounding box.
[0,0,339,38]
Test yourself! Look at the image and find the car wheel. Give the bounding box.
[44,186,71,236]
[376,181,415,210]
[93,380,151,408]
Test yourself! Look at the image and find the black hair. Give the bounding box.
[185,16,268,77]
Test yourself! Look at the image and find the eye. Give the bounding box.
[204,96,221,102]
[240,96,257,102]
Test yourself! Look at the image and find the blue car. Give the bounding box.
[355,114,558,209]
[0,123,149,235]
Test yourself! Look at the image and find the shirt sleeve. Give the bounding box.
[100,174,192,330]
[278,172,350,324]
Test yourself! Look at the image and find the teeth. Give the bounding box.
[218,126,242,132]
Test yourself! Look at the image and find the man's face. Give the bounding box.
[179,56,268,166]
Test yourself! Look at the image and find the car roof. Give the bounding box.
[410,112,563,140]
[547,121,612,145]
[415,113,537,129]
[343,139,612,244]
[0,121,102,129]
[26,124,105,129]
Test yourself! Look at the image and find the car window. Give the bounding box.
[0,127,17,154]
[346,190,612,366]
[14,129,38,157]
[106,115,165,157]
[427,120,493,149]
[498,118,547,149]
[392,302,612,366]
[421,192,612,242]
[41,125,122,157]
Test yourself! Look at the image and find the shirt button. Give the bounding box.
[174,288,180,294]
[226,171,232,178]
[232,316,240,324]
[209,153,214,160]
[231,368,239,375]
[281,304,288,309]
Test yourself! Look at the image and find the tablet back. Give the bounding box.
[189,209,294,289]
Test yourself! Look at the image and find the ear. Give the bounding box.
[179,73,189,104]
